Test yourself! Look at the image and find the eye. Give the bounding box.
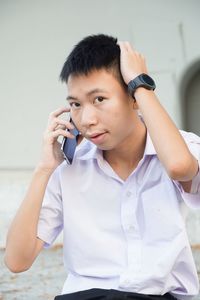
[94,96,105,104]
[69,102,81,109]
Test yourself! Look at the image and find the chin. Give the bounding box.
[95,144,115,151]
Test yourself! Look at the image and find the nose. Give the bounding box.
[80,105,98,128]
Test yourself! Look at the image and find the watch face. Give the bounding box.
[127,73,156,99]
[142,74,154,85]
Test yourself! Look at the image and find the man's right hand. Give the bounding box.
[5,106,77,273]
[37,106,76,173]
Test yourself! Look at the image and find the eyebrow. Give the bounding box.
[66,88,107,101]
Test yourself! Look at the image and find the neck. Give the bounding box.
[103,119,147,180]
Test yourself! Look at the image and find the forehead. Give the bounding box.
[67,69,121,93]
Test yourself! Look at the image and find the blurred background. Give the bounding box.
[0,0,200,299]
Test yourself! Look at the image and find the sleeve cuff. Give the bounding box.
[173,166,200,209]
[37,230,53,248]
[37,225,62,249]
[190,162,200,194]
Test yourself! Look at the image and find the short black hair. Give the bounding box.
[59,34,126,88]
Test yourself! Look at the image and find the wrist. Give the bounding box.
[125,73,141,85]
[34,164,56,177]
[134,87,154,101]
[128,73,156,100]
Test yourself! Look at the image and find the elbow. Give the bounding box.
[167,156,197,181]
[4,252,31,273]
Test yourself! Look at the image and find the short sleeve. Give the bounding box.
[37,167,63,248]
[174,131,200,209]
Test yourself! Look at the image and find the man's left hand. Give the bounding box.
[118,41,148,84]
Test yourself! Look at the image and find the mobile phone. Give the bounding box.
[61,118,79,164]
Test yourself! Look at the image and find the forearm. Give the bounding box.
[118,41,199,181]
[5,106,72,272]
[135,88,198,181]
[5,167,53,271]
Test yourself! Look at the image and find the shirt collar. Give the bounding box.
[74,138,103,162]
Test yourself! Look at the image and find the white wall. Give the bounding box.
[0,0,200,248]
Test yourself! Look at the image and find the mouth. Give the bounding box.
[87,132,107,144]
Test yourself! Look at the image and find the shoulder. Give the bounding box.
[179,130,200,158]
[179,129,200,142]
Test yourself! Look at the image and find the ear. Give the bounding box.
[128,95,139,110]
[132,100,139,110]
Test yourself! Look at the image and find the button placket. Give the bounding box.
[126,190,132,197]
[120,181,142,284]
[128,224,135,231]
[128,241,142,269]
[121,183,138,238]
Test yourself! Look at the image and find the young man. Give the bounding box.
[5,34,200,300]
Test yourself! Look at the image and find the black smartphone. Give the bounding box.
[61,118,79,164]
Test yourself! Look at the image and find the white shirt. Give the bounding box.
[37,130,200,300]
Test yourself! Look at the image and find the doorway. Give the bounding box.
[181,61,200,136]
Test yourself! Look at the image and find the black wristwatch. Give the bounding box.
[128,73,156,100]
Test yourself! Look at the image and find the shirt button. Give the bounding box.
[123,279,130,285]
[126,191,132,197]
[128,225,135,232]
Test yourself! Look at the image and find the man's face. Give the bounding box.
[67,69,138,150]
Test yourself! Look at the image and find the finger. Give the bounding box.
[143,65,148,74]
[54,124,67,131]
[133,50,139,56]
[124,41,134,52]
[117,41,128,52]
[134,51,144,58]
[141,55,148,73]
[48,118,74,131]
[49,106,70,120]
[50,128,75,139]
[118,41,135,52]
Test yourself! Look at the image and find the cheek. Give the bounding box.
[71,112,82,130]
[104,100,125,120]
[111,104,132,124]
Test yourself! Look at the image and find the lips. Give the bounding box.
[91,133,104,138]
[87,132,106,138]
[87,132,107,144]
